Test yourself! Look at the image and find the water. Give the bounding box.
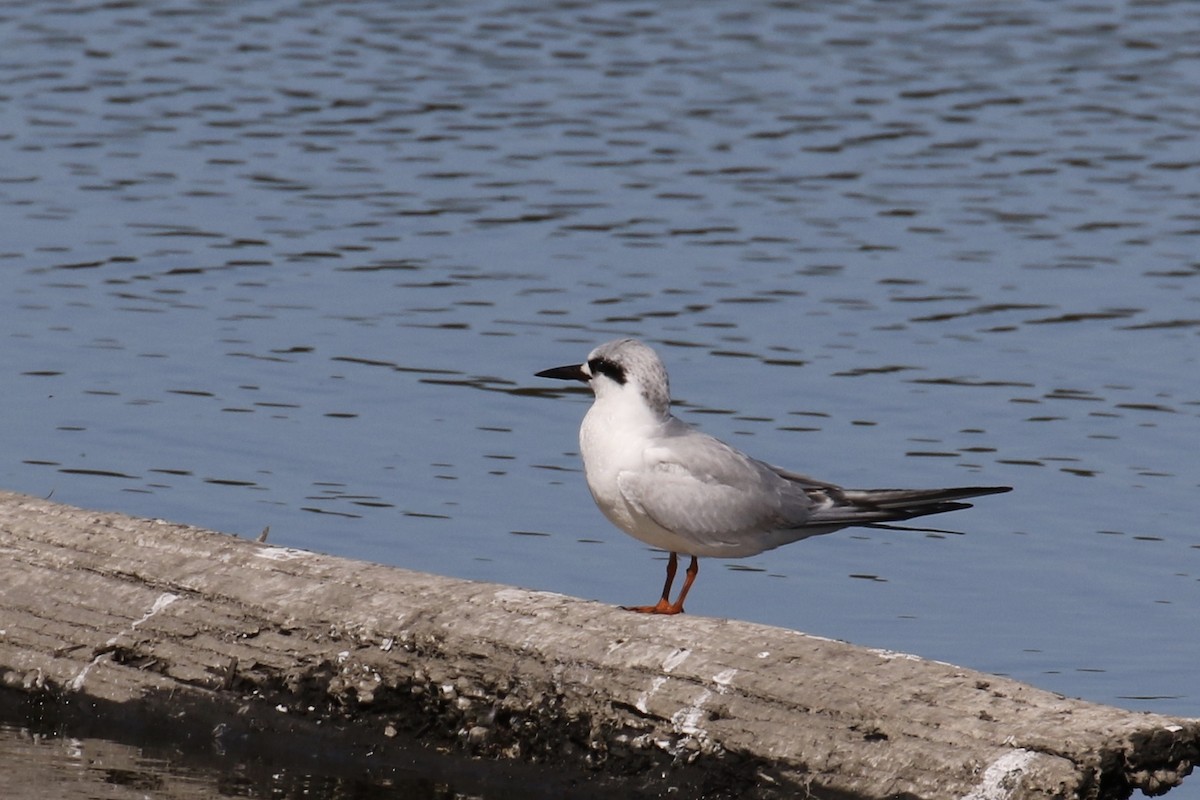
[0,723,416,800]
[2,0,1198,796]
[0,703,635,800]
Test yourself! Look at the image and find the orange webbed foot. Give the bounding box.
[620,598,685,615]
[619,553,697,616]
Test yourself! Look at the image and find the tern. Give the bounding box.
[536,338,1011,615]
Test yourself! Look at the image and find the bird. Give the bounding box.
[535,338,1011,615]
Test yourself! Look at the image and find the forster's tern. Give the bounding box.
[536,338,1011,615]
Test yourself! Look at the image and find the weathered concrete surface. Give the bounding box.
[0,489,1196,799]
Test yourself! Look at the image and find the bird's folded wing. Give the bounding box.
[616,436,804,547]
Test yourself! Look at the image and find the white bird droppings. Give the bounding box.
[672,689,712,736]
[71,592,182,692]
[255,546,309,561]
[961,749,1038,800]
[132,593,180,628]
[713,668,738,691]
[661,647,690,672]
[636,676,668,714]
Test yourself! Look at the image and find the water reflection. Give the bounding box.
[0,701,631,800]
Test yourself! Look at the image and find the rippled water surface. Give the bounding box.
[2,0,1199,796]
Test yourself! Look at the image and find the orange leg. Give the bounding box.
[622,553,699,615]
[668,555,700,614]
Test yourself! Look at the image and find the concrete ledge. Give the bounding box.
[1,490,1195,799]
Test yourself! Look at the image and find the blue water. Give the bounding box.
[2,0,1198,796]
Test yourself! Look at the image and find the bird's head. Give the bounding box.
[536,338,671,419]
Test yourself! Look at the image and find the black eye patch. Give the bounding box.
[587,357,627,385]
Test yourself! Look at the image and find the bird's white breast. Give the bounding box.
[578,392,681,550]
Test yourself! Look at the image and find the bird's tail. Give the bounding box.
[801,484,1011,527]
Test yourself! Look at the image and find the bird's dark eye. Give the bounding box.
[588,357,627,385]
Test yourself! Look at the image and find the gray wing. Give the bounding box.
[615,419,1010,555]
[615,424,820,552]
